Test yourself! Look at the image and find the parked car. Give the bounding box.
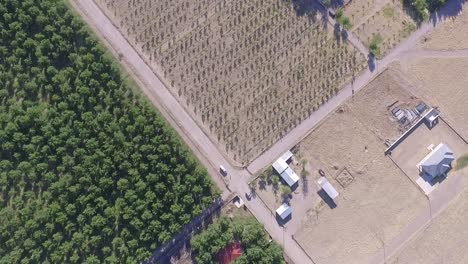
[219,165,227,176]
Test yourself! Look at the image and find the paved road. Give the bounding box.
[71,0,465,263]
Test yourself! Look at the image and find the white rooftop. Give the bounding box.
[276,203,292,220]
[280,150,294,162]
[418,143,454,179]
[318,177,339,199]
[280,167,300,187]
[272,158,288,174]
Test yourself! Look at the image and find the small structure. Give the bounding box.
[216,241,243,264]
[317,177,339,200]
[272,150,299,187]
[424,108,440,129]
[272,158,288,174]
[276,203,292,220]
[418,143,455,179]
[280,167,300,187]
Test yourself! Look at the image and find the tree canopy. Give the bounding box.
[0,0,217,263]
[191,217,285,264]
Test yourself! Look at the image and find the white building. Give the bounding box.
[317,177,339,200]
[271,151,299,187]
[276,203,292,220]
[418,143,454,179]
[280,167,300,187]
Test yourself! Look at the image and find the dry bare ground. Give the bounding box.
[294,71,426,264]
[346,0,416,57]
[418,8,468,50]
[388,181,468,264]
[396,58,468,141]
[93,0,366,164]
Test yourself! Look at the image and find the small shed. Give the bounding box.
[418,143,454,179]
[276,203,292,220]
[317,177,339,199]
[424,108,440,129]
[280,167,299,187]
[272,158,288,174]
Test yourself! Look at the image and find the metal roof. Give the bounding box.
[280,167,299,187]
[276,203,292,219]
[272,159,288,174]
[317,177,339,199]
[418,143,455,179]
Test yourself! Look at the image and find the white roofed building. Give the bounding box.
[317,177,339,200]
[272,158,288,174]
[276,203,292,220]
[280,167,299,187]
[418,143,455,179]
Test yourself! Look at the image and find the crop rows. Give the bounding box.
[96,0,365,164]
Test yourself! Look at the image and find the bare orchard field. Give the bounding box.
[345,0,416,57]
[418,7,468,50]
[294,71,426,264]
[94,0,366,164]
[389,184,468,264]
[397,58,468,141]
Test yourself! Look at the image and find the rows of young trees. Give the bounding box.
[191,217,285,264]
[96,0,365,164]
[0,0,217,263]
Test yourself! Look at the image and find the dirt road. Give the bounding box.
[70,0,465,263]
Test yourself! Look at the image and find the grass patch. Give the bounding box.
[455,155,468,170]
[383,6,395,18]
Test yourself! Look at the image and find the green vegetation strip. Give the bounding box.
[0,0,217,263]
[456,155,468,170]
[191,216,285,264]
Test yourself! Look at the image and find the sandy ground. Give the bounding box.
[347,68,421,142]
[294,74,427,263]
[418,8,468,50]
[397,58,468,141]
[389,181,468,264]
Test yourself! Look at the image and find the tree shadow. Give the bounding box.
[333,23,342,44]
[302,176,309,196]
[259,179,267,190]
[367,54,376,72]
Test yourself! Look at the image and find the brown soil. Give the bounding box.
[397,58,468,141]
[294,70,426,264]
[418,9,468,50]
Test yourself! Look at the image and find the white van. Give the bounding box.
[219,165,227,176]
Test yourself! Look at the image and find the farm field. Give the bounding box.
[418,3,468,50]
[397,57,468,141]
[0,0,216,263]
[345,0,416,57]
[94,0,366,164]
[389,184,468,264]
[293,71,427,264]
